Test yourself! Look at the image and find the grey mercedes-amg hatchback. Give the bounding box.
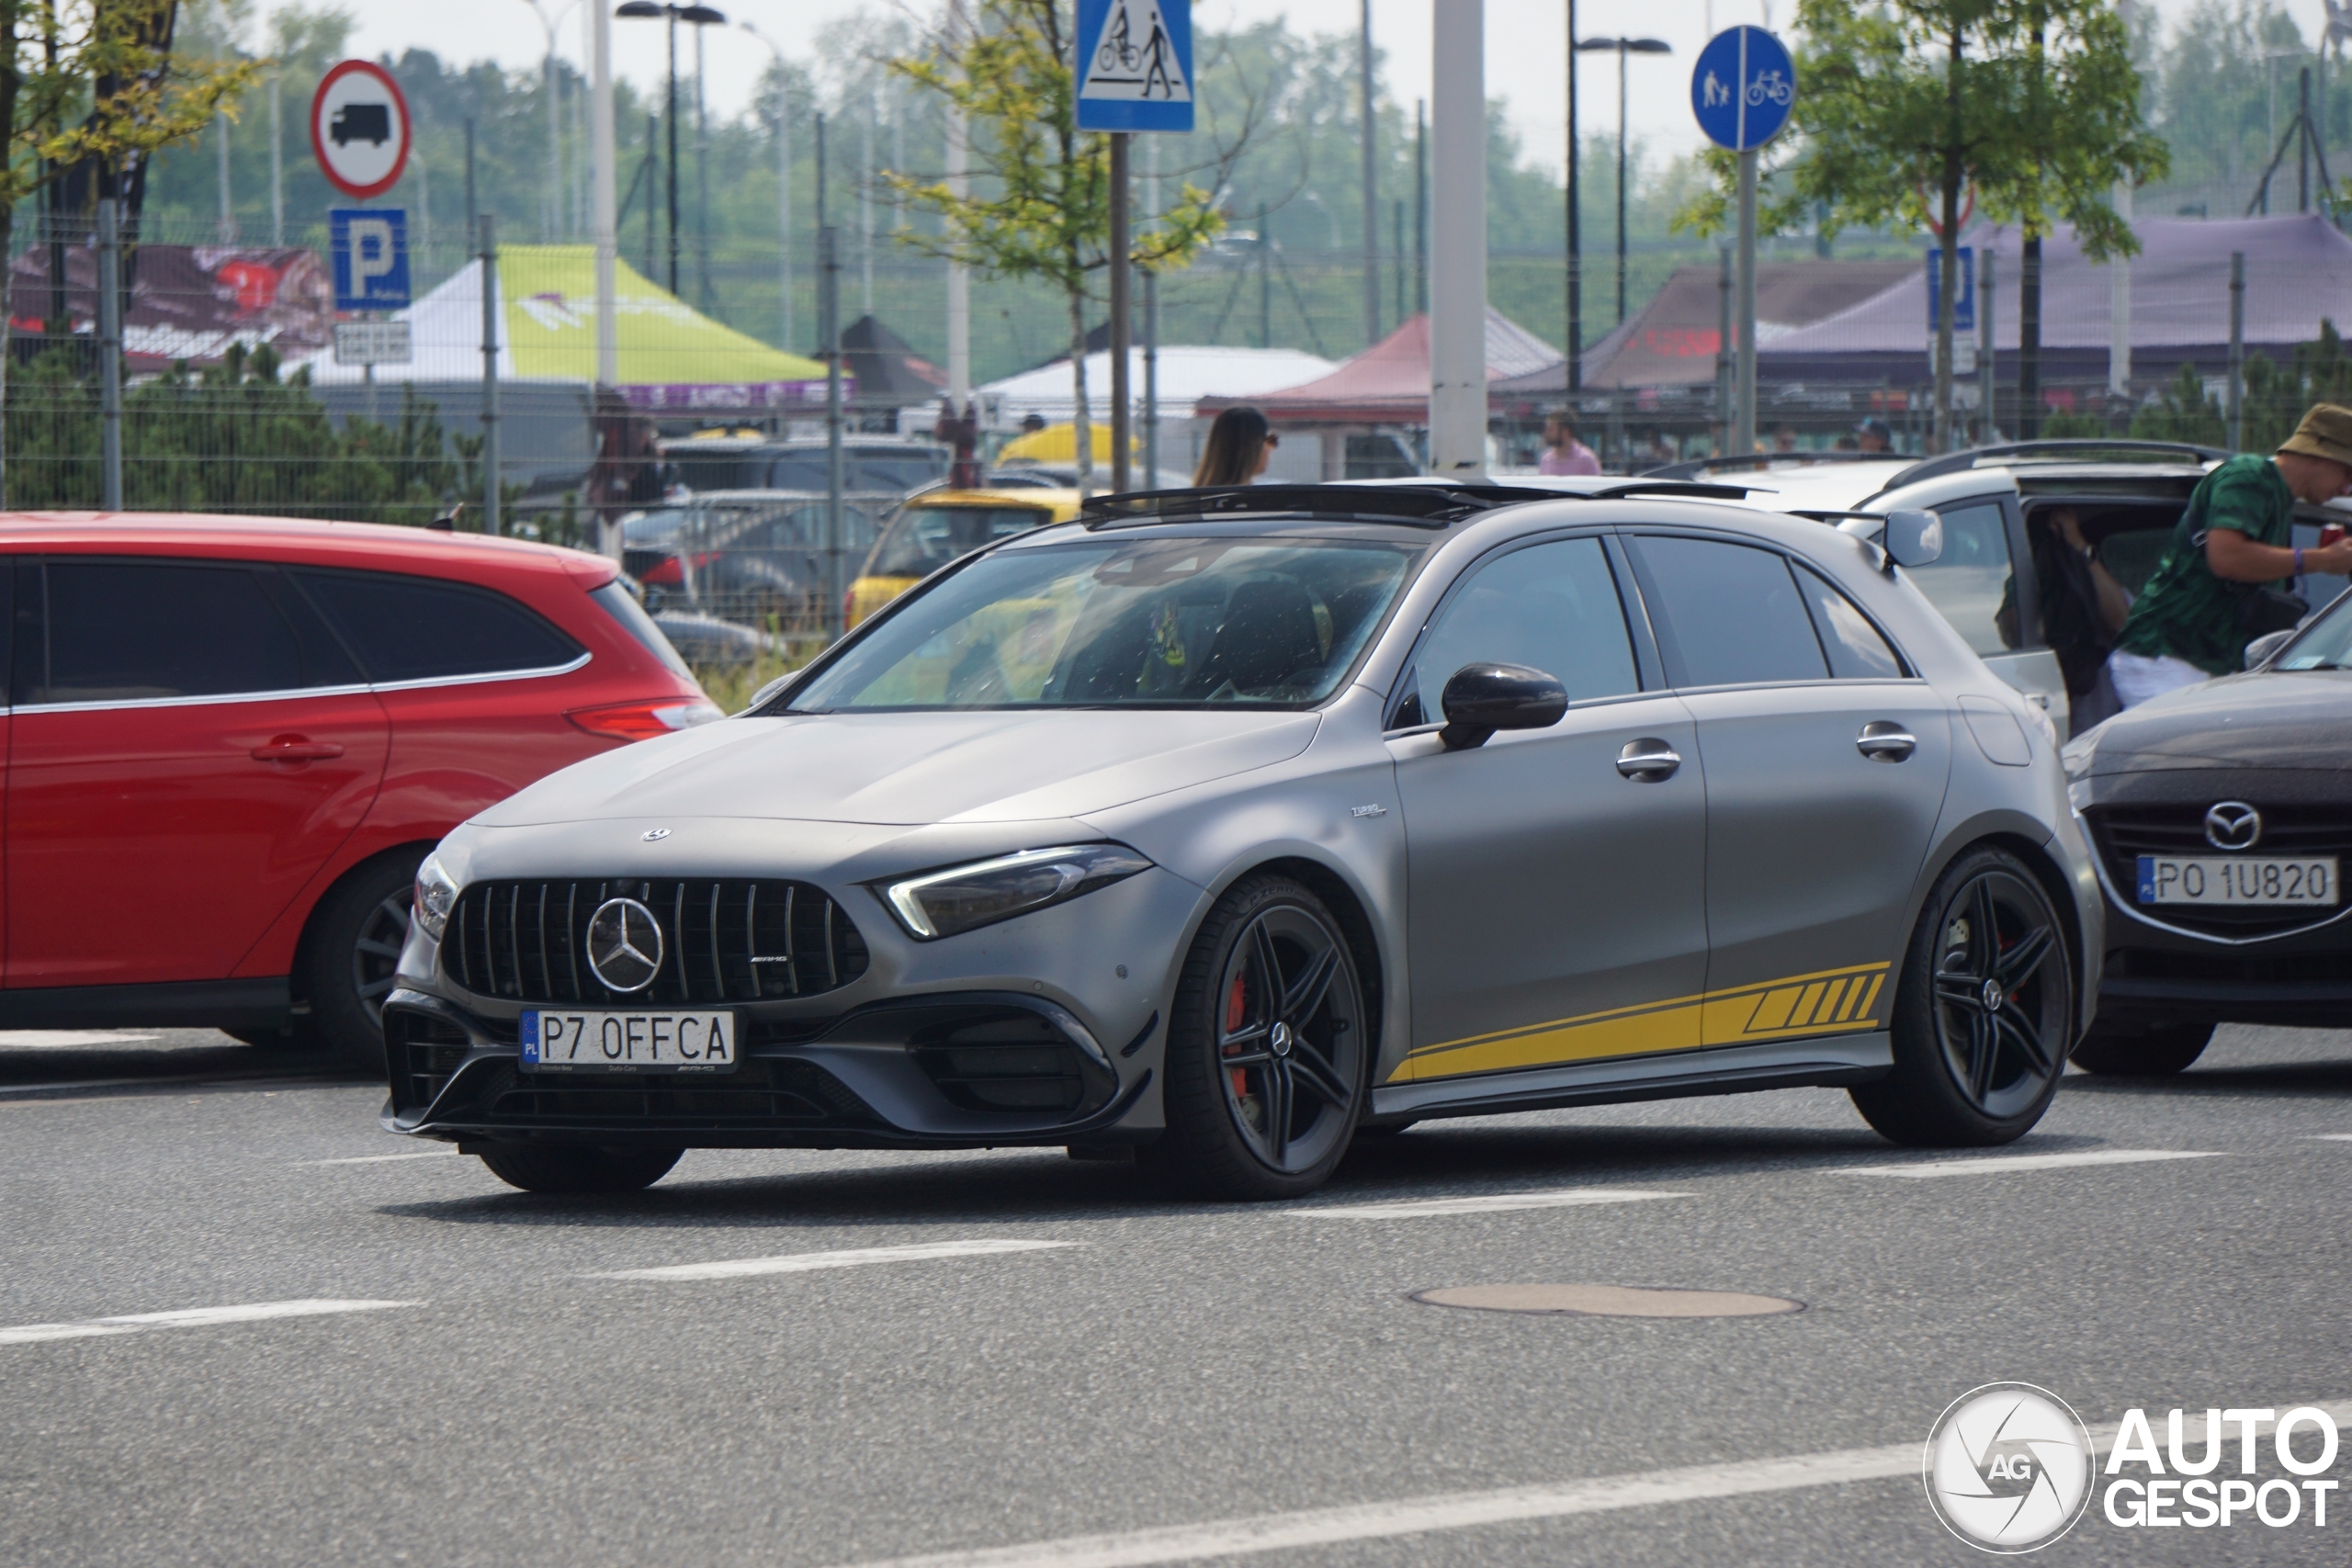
[384,483,2104,1199]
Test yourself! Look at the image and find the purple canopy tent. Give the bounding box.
[1756,216,2352,395]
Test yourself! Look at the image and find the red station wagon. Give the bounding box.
[0,516,716,1069]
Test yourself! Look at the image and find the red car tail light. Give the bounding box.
[566,697,724,741]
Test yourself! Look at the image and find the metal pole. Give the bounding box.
[1980,244,1996,442]
[1429,0,1487,475]
[216,114,235,243]
[695,23,711,305]
[593,0,618,388]
[2301,67,2312,213]
[1566,0,1579,391]
[2228,250,2245,451]
[821,223,844,641]
[546,24,561,240]
[1110,132,1132,495]
[1258,203,1272,347]
[269,73,285,246]
[944,6,968,407]
[1716,243,1733,454]
[97,197,123,512]
[1735,149,1758,457]
[2109,179,2132,400]
[1415,100,1428,313]
[1145,265,1159,482]
[667,11,681,295]
[481,215,502,536]
[1615,45,1628,324]
[1361,0,1379,346]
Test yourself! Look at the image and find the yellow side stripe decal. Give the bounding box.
[1391,961,1893,1086]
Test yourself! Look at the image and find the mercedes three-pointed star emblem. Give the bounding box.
[586,897,664,992]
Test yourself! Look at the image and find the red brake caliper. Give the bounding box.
[1225,973,1250,1099]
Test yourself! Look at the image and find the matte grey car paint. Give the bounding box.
[387,493,2103,1150]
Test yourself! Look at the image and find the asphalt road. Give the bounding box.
[3,1023,2349,1567]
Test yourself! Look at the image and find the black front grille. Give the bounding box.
[387,1008,471,1111]
[907,1007,1099,1114]
[2088,805,2352,936]
[486,1058,875,1125]
[446,878,869,1006]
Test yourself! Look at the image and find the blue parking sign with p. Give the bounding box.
[331,208,411,310]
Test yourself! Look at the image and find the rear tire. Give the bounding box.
[477,1145,684,1194]
[1849,848,2075,1147]
[1140,874,1369,1200]
[2070,1020,2214,1077]
[300,849,427,1078]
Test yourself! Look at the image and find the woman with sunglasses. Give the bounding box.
[1193,405,1280,487]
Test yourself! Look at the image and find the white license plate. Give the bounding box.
[2136,856,2339,908]
[520,1010,738,1073]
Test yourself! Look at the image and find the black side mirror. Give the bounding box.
[1439,663,1569,750]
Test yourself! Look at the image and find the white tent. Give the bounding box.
[977,346,1336,428]
[288,257,536,383]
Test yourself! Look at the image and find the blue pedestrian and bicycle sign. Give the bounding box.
[1076,0,1193,132]
[330,208,411,311]
[1928,247,1976,334]
[1691,27,1795,152]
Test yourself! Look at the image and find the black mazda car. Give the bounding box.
[2063,595,2352,1072]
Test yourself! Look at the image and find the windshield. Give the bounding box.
[2275,591,2352,670]
[870,504,1056,577]
[789,536,1422,710]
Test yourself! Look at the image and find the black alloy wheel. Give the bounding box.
[1851,849,2074,1146]
[301,849,426,1077]
[2071,1020,2215,1077]
[1146,874,1368,1199]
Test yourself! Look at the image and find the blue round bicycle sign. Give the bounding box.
[1691,27,1795,152]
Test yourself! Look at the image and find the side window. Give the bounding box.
[1794,566,1906,679]
[1634,536,1828,688]
[290,569,583,684]
[1395,536,1639,726]
[1905,501,2017,656]
[18,559,314,705]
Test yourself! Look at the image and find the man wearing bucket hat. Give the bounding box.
[2106,403,2352,707]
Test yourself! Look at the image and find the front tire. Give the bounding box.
[1849,848,2075,1147]
[1142,874,1370,1200]
[300,849,426,1077]
[2071,1020,2214,1077]
[478,1145,684,1193]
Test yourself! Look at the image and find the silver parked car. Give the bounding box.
[385,484,2104,1199]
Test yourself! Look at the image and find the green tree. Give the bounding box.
[885,0,1229,491]
[0,0,261,501]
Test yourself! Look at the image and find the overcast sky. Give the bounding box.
[348,0,2336,182]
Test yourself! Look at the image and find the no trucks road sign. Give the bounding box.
[311,60,413,201]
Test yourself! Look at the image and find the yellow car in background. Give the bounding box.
[846,488,1084,626]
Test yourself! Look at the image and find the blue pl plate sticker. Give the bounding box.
[520,1010,541,1066]
[2137,857,2155,904]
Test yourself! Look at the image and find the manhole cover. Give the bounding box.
[1409,1284,1805,1318]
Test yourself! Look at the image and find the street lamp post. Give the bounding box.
[1575,36,1670,327]
[616,2,726,296]
[519,0,581,243]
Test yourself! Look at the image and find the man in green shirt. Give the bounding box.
[2108,403,2352,706]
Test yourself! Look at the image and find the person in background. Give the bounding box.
[1019,412,1048,435]
[1773,426,1800,453]
[1996,507,2134,730]
[1833,433,1861,452]
[1856,418,1894,454]
[2108,403,2352,706]
[1539,409,1600,475]
[1193,405,1279,487]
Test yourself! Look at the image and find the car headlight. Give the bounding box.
[413,854,459,941]
[877,843,1154,940]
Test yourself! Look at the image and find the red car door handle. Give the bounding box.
[252,737,345,762]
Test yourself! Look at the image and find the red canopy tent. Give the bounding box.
[1201,310,1562,426]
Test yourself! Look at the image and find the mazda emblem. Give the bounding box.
[2203,801,2264,852]
[586,897,663,992]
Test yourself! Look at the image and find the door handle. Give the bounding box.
[252,737,345,762]
[1857,722,1917,762]
[1615,739,1681,781]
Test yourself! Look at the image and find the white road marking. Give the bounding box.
[296,1150,463,1167]
[1831,1148,2220,1179]
[815,1401,2352,1568]
[1287,1189,1692,1220]
[593,1238,1075,1281]
[2309,1134,2352,1142]
[0,1299,417,1347]
[0,1030,159,1047]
